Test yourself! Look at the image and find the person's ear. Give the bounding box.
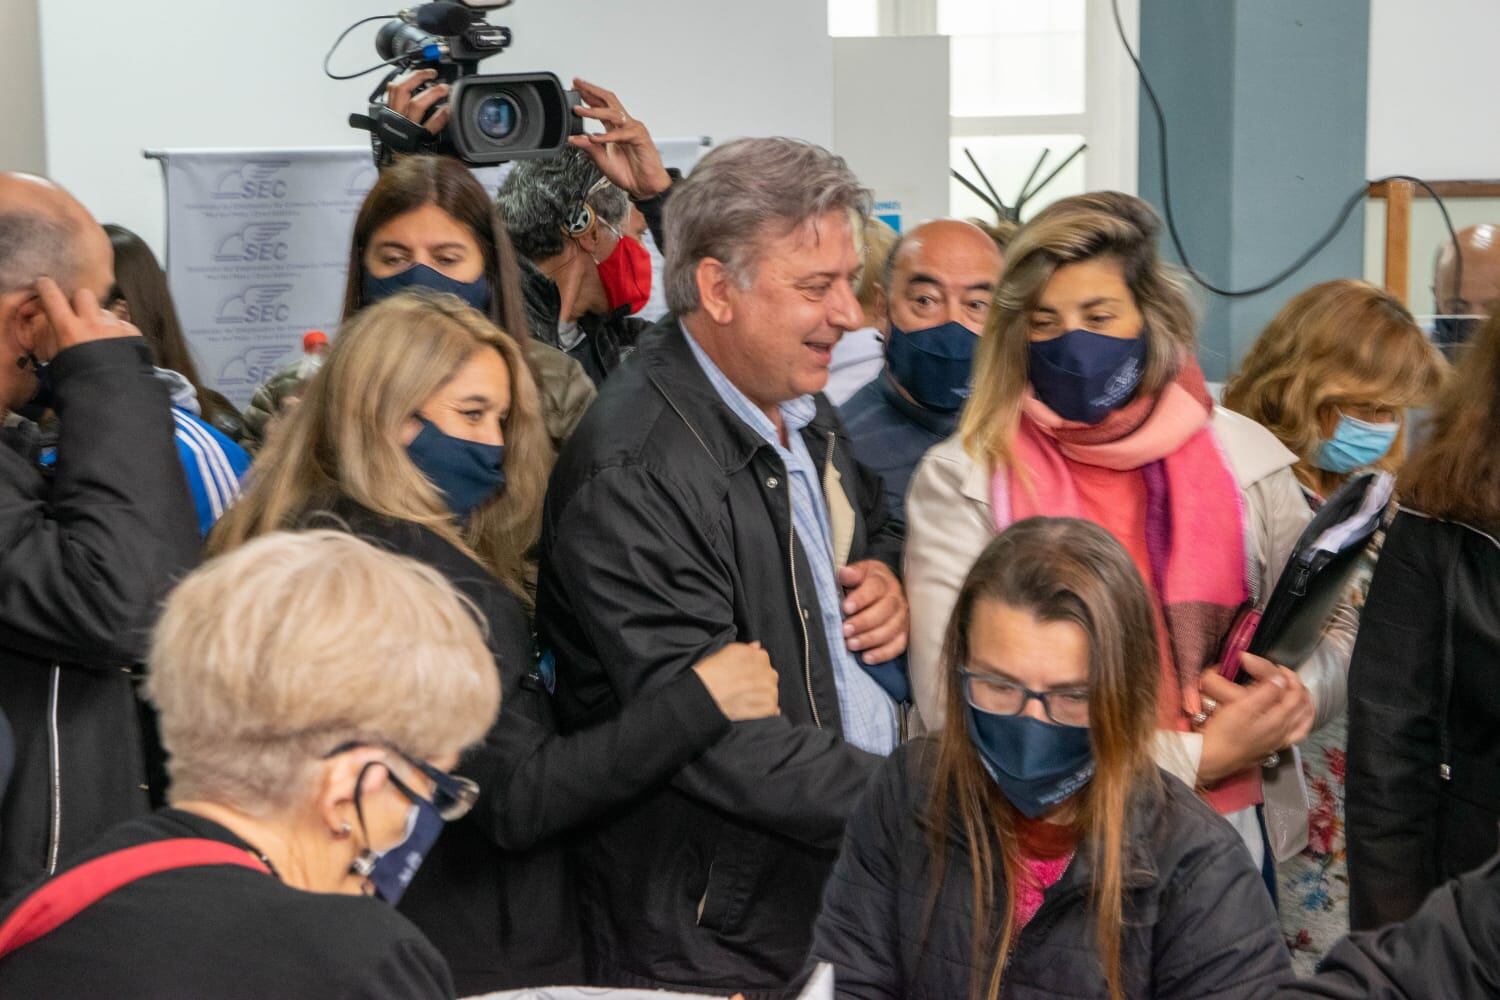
[696,258,737,326]
[4,292,46,357]
[315,751,388,840]
[574,216,610,259]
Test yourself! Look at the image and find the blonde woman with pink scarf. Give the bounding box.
[905,192,1354,878]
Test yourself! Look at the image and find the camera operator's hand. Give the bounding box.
[386,68,452,136]
[33,278,140,360]
[568,79,672,200]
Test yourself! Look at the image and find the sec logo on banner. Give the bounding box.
[214,222,292,264]
[217,345,296,390]
[216,284,294,325]
[213,161,291,201]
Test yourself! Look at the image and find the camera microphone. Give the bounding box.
[398,2,474,36]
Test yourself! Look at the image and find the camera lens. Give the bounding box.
[475,94,521,141]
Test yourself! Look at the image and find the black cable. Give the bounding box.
[324,15,405,81]
[1110,0,1461,300]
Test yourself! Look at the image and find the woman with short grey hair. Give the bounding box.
[0,530,499,999]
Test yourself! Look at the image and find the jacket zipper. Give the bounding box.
[999,854,1081,998]
[781,472,821,729]
[823,431,837,531]
[46,664,62,873]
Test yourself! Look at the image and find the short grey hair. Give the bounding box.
[496,147,630,261]
[0,210,77,295]
[147,530,500,816]
[664,138,873,315]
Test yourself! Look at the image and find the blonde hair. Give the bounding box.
[926,518,1161,1000]
[959,192,1195,472]
[855,215,899,314]
[1223,279,1447,492]
[148,530,500,814]
[210,291,550,597]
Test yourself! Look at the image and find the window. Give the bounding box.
[831,0,1136,221]
[828,0,879,38]
[940,0,1085,118]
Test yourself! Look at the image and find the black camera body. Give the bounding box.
[351,0,583,166]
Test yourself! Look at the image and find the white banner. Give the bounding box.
[152,140,710,407]
[153,147,377,409]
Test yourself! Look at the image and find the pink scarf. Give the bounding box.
[991,359,1260,813]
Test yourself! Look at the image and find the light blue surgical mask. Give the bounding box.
[1313,411,1400,474]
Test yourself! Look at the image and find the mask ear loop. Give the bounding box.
[348,760,384,885]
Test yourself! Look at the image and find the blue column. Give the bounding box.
[1136,0,1371,381]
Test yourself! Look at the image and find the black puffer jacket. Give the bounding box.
[1276,849,1500,999]
[1346,509,1500,930]
[0,339,199,899]
[324,505,733,995]
[808,739,1293,999]
[538,319,902,995]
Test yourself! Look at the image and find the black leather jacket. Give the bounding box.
[1346,508,1500,929]
[538,318,902,994]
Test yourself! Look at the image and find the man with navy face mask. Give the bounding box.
[840,219,1004,524]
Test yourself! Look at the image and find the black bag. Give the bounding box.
[1232,471,1392,679]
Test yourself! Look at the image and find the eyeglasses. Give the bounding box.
[956,670,1091,727]
[324,741,479,822]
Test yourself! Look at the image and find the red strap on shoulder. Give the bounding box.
[0,838,270,959]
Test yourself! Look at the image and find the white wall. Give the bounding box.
[1366,0,1500,180]
[834,36,950,232]
[40,0,833,254]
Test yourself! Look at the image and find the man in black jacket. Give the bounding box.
[498,148,653,385]
[1277,851,1500,998]
[0,173,199,897]
[538,138,909,995]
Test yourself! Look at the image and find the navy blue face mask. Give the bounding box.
[348,754,477,905]
[1028,329,1147,425]
[886,320,978,412]
[358,797,444,905]
[362,263,492,313]
[966,707,1095,819]
[406,418,506,520]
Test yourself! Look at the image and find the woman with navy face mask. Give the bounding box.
[1223,280,1445,972]
[344,154,598,452]
[209,293,779,992]
[906,192,1355,885]
[809,518,1292,998]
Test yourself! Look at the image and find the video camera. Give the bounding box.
[344,0,583,166]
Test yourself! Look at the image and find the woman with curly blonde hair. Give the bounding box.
[1225,279,1446,971]
[1224,279,1446,502]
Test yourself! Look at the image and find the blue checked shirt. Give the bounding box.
[684,327,898,755]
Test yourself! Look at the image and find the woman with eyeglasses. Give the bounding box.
[0,530,498,999]
[809,518,1292,999]
[209,292,778,992]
